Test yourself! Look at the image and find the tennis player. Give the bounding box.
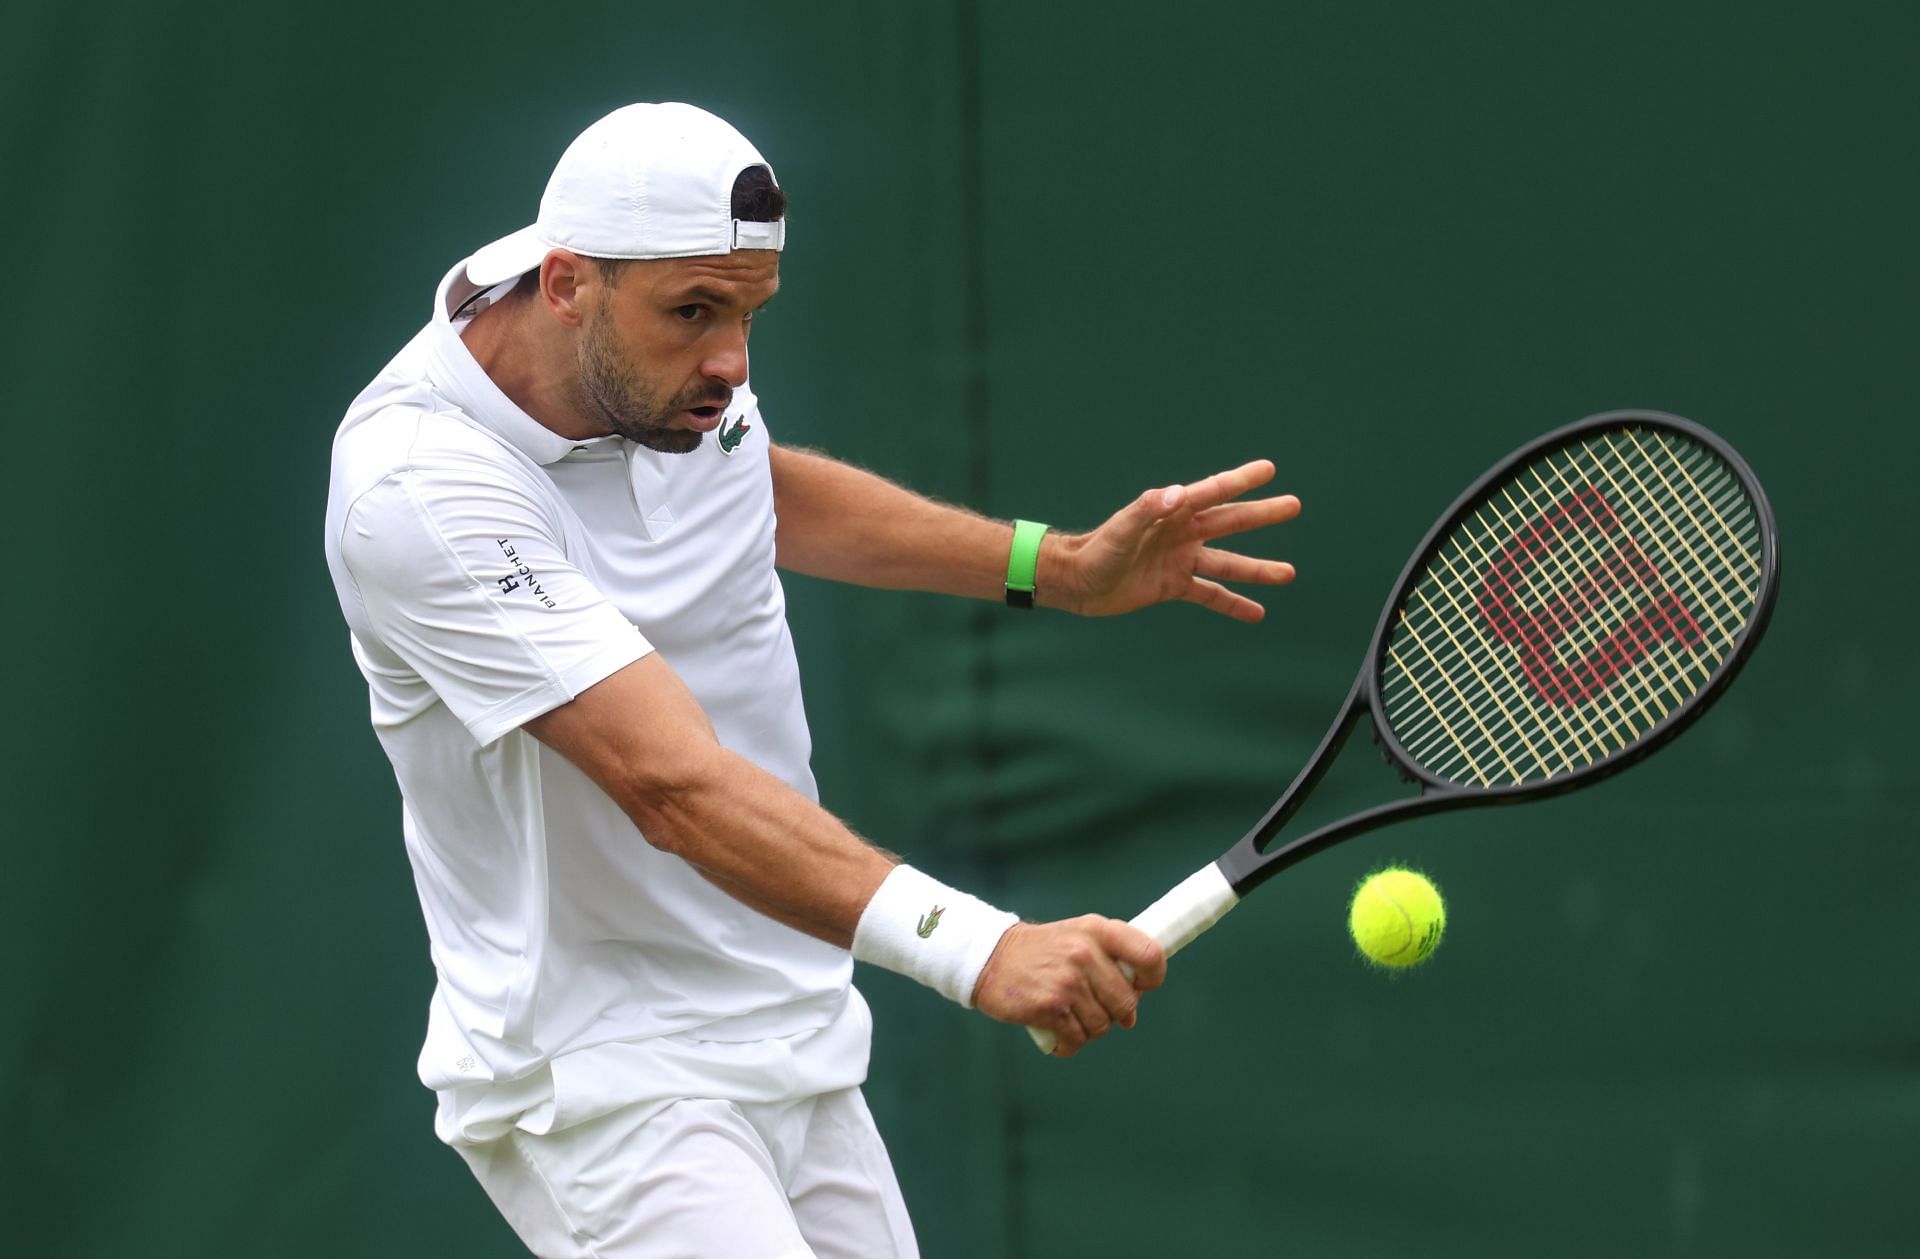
[323,102,1298,1258]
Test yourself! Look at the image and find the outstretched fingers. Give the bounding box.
[1195,548,1296,588]
[1193,493,1301,542]
[1127,482,1190,528]
[1179,460,1277,514]
[1183,577,1267,622]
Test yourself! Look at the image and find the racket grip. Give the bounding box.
[1026,863,1240,1055]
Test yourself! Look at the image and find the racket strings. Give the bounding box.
[1483,439,1743,739]
[1394,442,1754,779]
[1380,427,1763,788]
[1399,437,1758,779]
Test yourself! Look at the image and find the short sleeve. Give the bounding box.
[338,463,652,745]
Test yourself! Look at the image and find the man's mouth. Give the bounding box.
[684,404,726,432]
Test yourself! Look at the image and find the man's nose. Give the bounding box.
[702,325,750,388]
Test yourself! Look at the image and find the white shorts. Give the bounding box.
[455,1087,919,1259]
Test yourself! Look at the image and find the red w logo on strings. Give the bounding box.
[1477,487,1701,707]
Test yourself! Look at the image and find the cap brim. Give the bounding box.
[465,224,550,287]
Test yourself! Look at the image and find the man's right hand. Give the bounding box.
[969,917,1168,1057]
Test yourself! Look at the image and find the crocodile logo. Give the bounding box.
[916,906,945,939]
[718,414,752,455]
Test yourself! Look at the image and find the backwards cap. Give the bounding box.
[464,102,784,287]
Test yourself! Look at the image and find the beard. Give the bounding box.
[575,308,730,454]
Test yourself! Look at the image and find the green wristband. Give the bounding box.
[1005,519,1049,609]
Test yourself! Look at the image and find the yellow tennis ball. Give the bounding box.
[1349,868,1446,969]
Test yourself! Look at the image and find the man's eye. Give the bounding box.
[675,304,703,320]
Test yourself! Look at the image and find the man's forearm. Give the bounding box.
[524,659,1025,1010]
[770,444,1058,600]
[625,743,897,948]
[525,657,894,947]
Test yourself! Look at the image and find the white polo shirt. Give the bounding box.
[323,262,869,1144]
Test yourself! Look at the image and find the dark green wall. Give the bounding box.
[6,2,1913,1255]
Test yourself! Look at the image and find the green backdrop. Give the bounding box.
[6,2,1914,1255]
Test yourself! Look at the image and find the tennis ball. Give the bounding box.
[1349,868,1446,969]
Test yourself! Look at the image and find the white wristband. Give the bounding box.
[852,865,1019,1008]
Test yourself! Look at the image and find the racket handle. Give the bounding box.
[1026,863,1240,1055]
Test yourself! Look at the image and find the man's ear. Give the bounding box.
[540,250,593,328]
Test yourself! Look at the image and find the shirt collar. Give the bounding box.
[423,260,578,467]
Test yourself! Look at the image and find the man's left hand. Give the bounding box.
[1042,460,1300,622]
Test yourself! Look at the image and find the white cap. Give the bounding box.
[464,102,785,287]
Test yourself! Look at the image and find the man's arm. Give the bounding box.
[769,444,1302,621]
[523,652,1166,1056]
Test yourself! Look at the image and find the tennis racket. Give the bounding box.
[1030,410,1778,1054]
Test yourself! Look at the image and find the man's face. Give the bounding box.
[573,250,780,453]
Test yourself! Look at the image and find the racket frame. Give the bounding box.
[1218,409,1780,898]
